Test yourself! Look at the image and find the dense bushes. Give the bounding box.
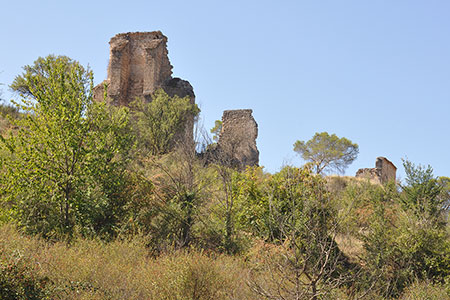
[1,56,133,239]
[333,161,450,298]
[0,224,252,300]
[0,252,50,300]
[1,55,450,299]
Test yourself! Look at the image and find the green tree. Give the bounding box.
[10,55,76,97]
[210,119,222,142]
[130,89,199,156]
[437,176,450,212]
[400,159,445,223]
[0,55,133,238]
[293,132,359,174]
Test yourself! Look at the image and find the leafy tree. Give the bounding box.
[211,163,243,253]
[293,132,358,174]
[10,55,77,97]
[358,183,408,298]
[362,194,450,298]
[210,119,222,142]
[437,176,450,213]
[126,148,212,253]
[400,159,445,223]
[0,55,133,238]
[130,89,199,156]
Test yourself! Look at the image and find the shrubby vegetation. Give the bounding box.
[1,55,450,299]
[130,89,199,156]
[1,56,133,239]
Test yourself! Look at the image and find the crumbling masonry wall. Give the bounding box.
[213,109,259,169]
[94,31,196,149]
[94,31,259,168]
[94,31,194,106]
[356,157,397,184]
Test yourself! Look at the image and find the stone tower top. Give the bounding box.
[218,109,259,168]
[94,31,193,106]
[105,31,173,105]
[110,31,167,42]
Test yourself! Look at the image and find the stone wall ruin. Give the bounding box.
[94,31,259,168]
[356,157,397,184]
[94,31,196,151]
[205,109,259,169]
[93,31,194,106]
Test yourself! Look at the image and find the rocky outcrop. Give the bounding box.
[356,157,397,184]
[93,31,194,106]
[205,109,259,169]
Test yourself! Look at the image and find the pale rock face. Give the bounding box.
[356,157,397,184]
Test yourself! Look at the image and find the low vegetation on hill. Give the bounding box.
[1,56,450,299]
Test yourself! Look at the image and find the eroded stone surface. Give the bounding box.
[356,157,396,184]
[95,32,259,166]
[94,31,194,106]
[94,31,196,151]
[207,109,259,169]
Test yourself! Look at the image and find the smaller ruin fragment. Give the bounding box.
[205,109,259,169]
[356,157,397,184]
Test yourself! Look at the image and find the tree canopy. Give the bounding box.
[210,119,222,142]
[10,55,85,98]
[0,55,133,238]
[293,132,359,174]
[400,159,447,222]
[130,89,199,156]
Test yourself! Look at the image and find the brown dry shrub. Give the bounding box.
[0,224,253,300]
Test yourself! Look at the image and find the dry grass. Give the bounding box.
[3,223,447,299]
[335,233,364,261]
[0,224,253,300]
[400,281,450,300]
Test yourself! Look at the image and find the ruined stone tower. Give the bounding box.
[95,31,259,168]
[93,31,196,150]
[356,157,397,184]
[93,31,194,106]
[205,109,259,169]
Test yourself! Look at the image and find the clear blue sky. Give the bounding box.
[1,0,449,179]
